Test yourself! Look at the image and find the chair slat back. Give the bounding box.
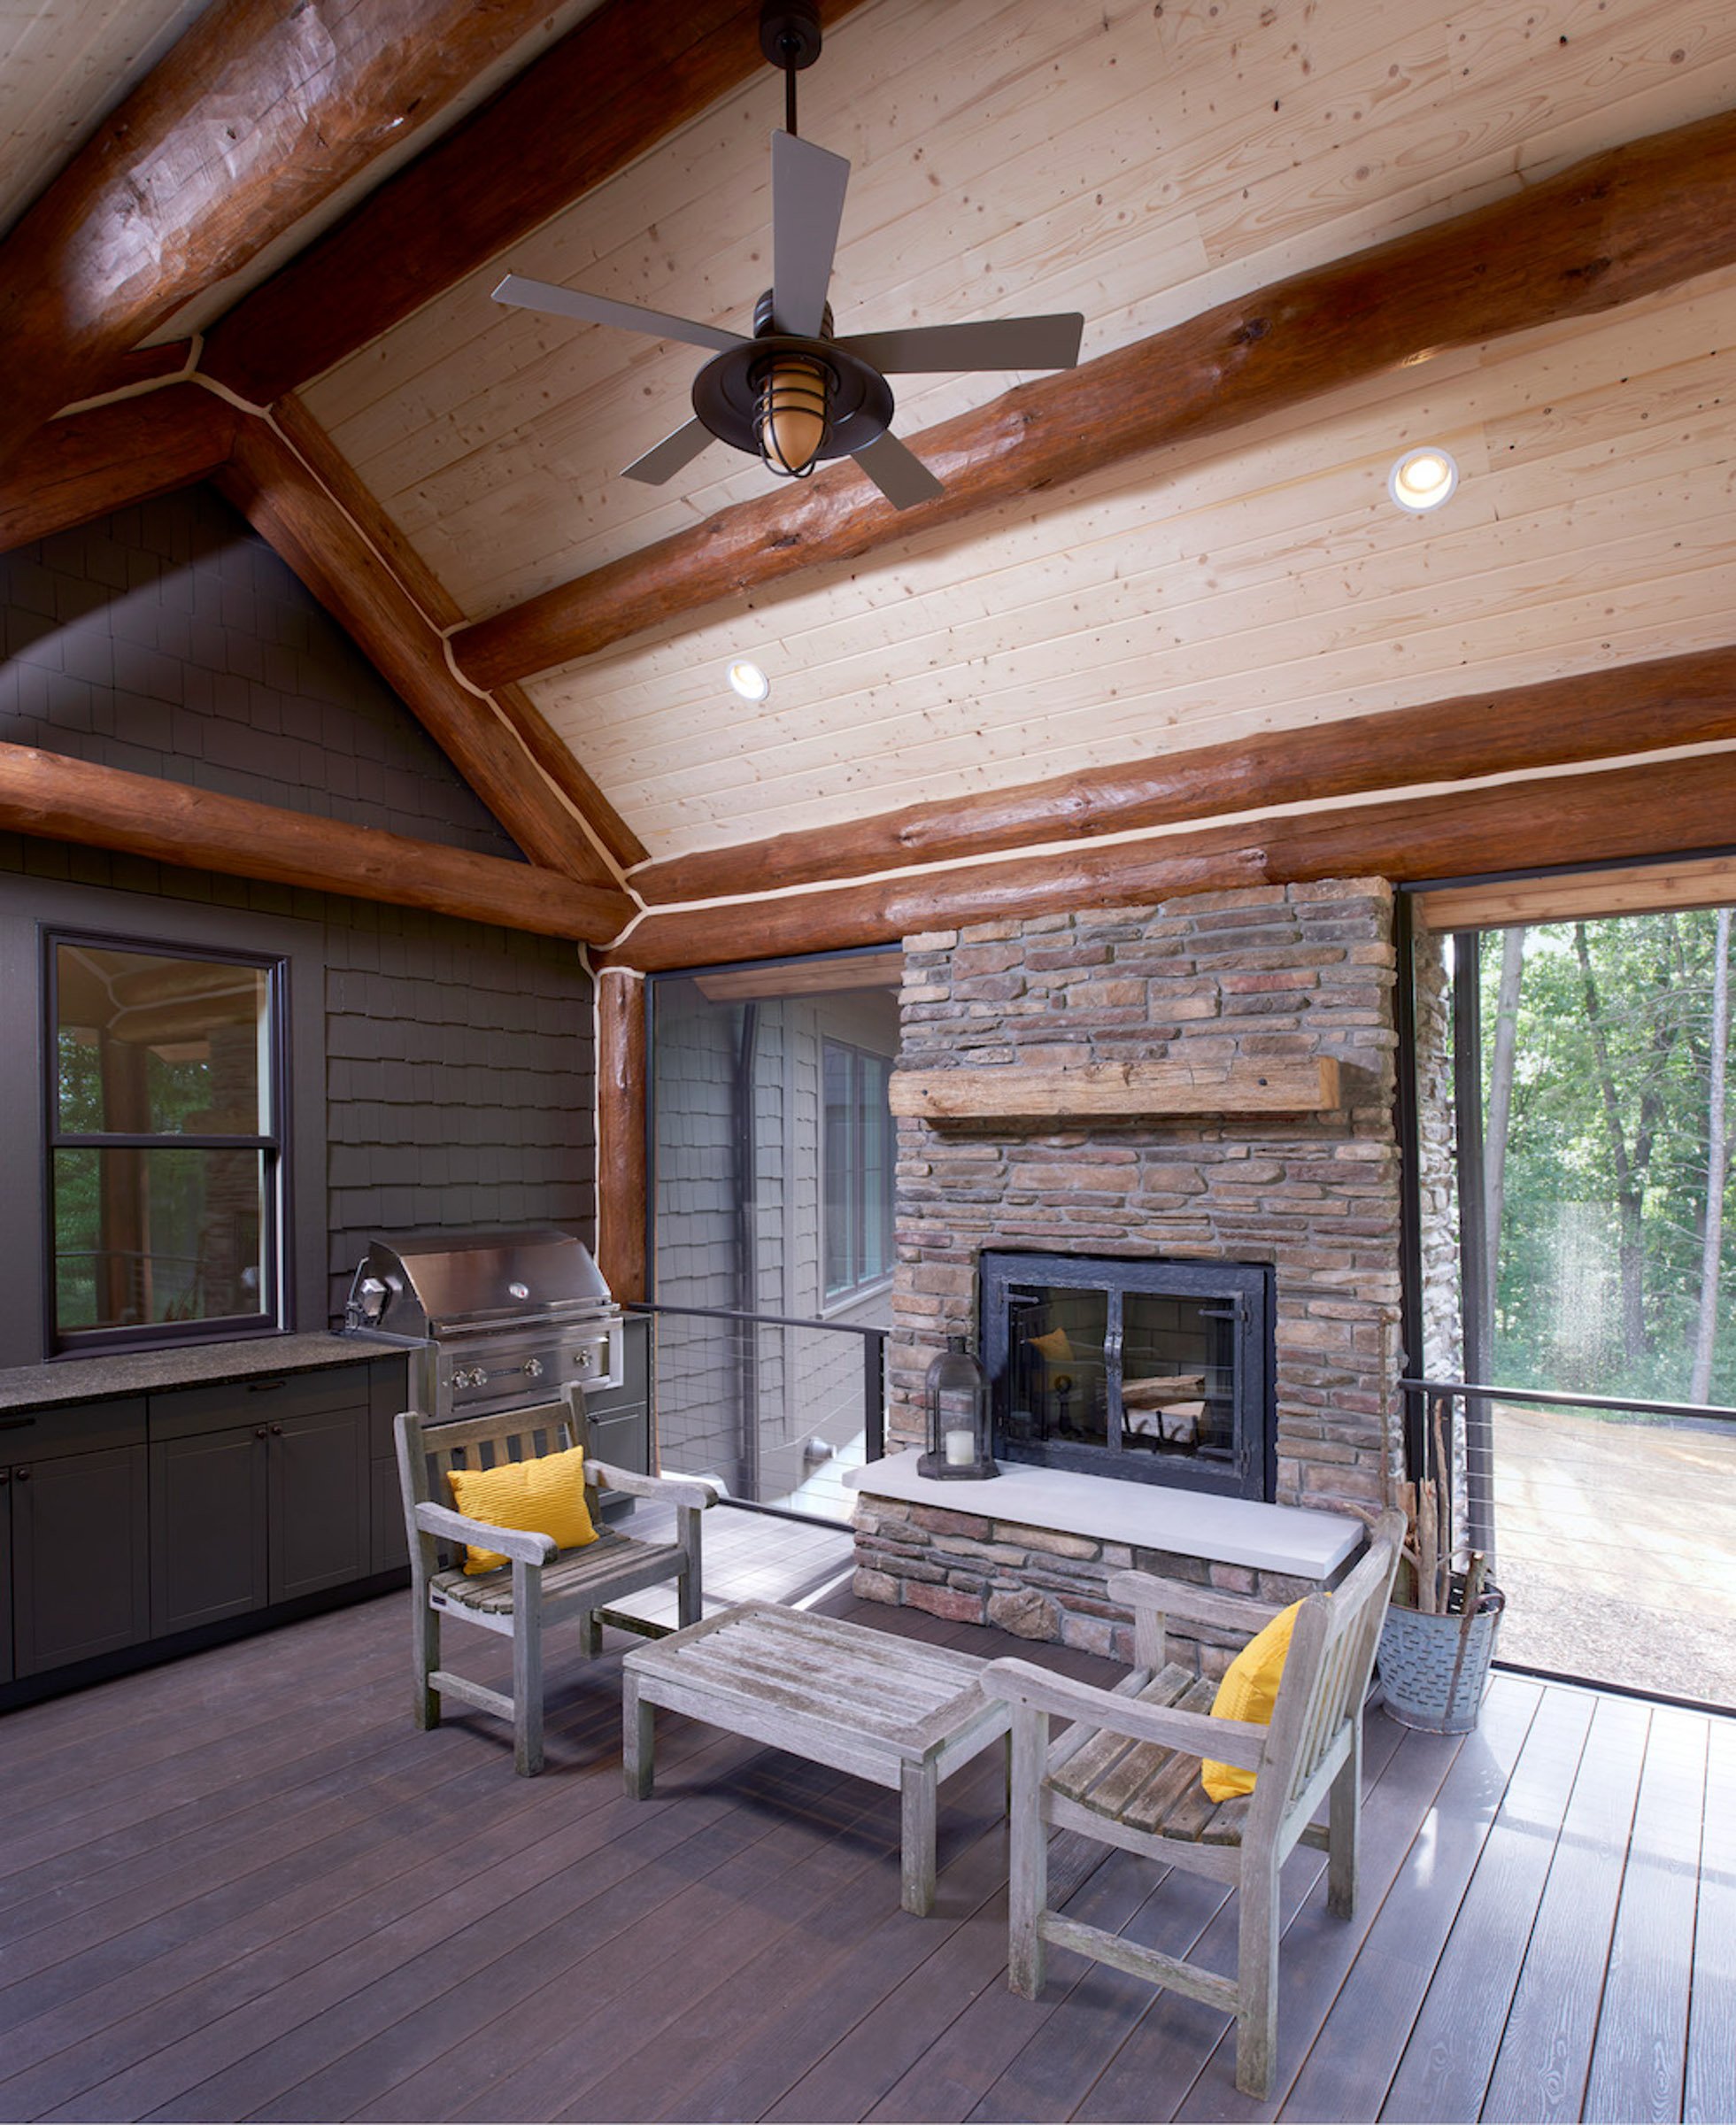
[1250,1510,1404,1832]
[398,1401,581,1568]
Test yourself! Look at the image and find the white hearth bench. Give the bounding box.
[846,1452,1365,1663]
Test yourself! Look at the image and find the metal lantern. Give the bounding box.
[918,1335,998,1480]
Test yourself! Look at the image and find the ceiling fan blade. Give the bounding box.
[621,418,718,486]
[771,129,851,337]
[491,274,745,355]
[837,313,1084,375]
[852,430,944,510]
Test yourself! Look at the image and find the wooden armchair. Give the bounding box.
[394,1391,718,1775]
[980,1509,1404,2098]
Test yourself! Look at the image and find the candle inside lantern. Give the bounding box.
[944,1426,974,1467]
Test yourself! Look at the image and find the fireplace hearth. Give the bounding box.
[982,1249,1275,1499]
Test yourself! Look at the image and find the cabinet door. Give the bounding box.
[12,1445,150,1676]
[0,1479,12,1686]
[150,1427,270,1634]
[268,1404,369,1604]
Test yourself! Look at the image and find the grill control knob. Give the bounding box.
[575,1347,596,1373]
[522,1357,544,1379]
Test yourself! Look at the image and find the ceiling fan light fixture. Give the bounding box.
[1388,445,1460,514]
[754,350,834,478]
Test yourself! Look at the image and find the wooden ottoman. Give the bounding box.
[621,1601,1011,1914]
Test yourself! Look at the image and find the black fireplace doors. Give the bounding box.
[981,1250,1276,1500]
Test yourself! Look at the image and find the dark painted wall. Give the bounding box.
[1,484,519,858]
[0,489,593,1366]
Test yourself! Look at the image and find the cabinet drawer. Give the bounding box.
[0,1397,146,1462]
[150,1369,362,1441]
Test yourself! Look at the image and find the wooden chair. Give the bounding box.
[394,1390,717,1775]
[980,1508,1404,2098]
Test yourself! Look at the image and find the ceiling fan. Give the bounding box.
[490,0,1084,511]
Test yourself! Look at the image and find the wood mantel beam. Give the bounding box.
[0,0,567,462]
[453,107,1736,690]
[0,385,237,555]
[608,748,1736,972]
[0,744,631,942]
[212,417,615,886]
[636,646,1736,904]
[202,0,873,408]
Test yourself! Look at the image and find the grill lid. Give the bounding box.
[343,1228,613,1341]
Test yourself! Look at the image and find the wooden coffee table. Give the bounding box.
[621,1601,1011,1914]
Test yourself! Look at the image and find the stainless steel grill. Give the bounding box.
[342,1228,624,1424]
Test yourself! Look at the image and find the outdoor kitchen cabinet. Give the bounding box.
[0,1399,150,1682]
[148,1372,370,1634]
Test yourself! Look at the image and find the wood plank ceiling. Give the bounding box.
[4,0,1736,961]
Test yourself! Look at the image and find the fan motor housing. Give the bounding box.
[691,336,894,465]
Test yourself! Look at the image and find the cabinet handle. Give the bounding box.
[0,1469,10,1484]
[248,1379,286,1393]
[270,1424,283,1436]
[0,1416,33,1432]
[13,1467,29,1481]
[255,1426,269,1440]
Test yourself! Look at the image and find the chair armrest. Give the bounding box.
[982,1657,1269,1774]
[1107,1569,1285,1636]
[413,1502,557,1565]
[585,1462,721,1511]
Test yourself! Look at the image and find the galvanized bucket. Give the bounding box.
[1377,1586,1506,1734]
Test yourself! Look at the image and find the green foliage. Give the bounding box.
[1484,910,1736,1408]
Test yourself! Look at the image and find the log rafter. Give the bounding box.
[0,744,630,943]
[0,0,570,463]
[452,105,1736,691]
[635,646,1736,904]
[199,0,873,408]
[605,747,1736,972]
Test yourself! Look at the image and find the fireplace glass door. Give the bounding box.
[984,1252,1274,1499]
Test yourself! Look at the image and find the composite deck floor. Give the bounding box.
[0,1503,1730,2123]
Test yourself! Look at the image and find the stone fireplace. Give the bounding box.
[849,879,1407,1668]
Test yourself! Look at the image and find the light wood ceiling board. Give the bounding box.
[0,0,206,236]
[521,270,1736,853]
[309,0,1736,637]
[312,0,1161,613]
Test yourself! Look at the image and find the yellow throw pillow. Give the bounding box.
[1029,1326,1074,1364]
[446,1445,597,1575]
[1200,1599,1305,1802]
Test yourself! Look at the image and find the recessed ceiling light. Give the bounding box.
[1388,446,1460,514]
[726,660,770,702]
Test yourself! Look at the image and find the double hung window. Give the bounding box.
[822,1037,894,1302]
[48,934,284,1348]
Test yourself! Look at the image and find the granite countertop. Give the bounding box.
[0,1332,401,1414]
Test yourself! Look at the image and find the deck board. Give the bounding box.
[0,1503,1727,2124]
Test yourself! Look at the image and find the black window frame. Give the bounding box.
[822,1034,895,1306]
[43,927,290,1356]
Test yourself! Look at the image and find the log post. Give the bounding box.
[597,968,650,1304]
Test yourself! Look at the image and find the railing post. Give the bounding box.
[864,1328,886,1461]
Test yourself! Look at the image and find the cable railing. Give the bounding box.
[637,1301,886,1526]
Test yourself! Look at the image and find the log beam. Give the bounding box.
[212,418,608,885]
[270,393,644,876]
[596,969,649,1304]
[0,0,567,461]
[454,106,1736,690]
[201,0,873,408]
[0,744,632,942]
[0,385,236,555]
[608,749,1736,971]
[634,645,1736,903]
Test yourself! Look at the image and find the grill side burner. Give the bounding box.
[343,1228,624,1424]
